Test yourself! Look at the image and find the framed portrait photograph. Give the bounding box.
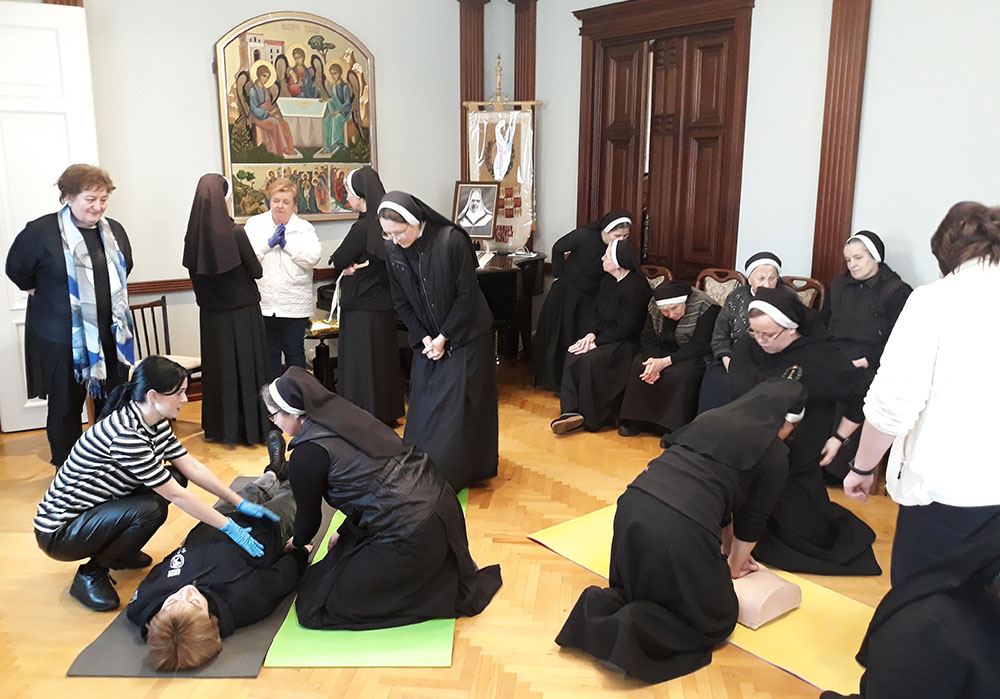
[453,181,499,240]
[215,12,376,221]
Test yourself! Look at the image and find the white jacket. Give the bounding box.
[863,258,1000,507]
[244,212,322,318]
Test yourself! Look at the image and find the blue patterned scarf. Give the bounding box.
[57,205,134,396]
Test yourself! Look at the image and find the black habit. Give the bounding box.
[183,174,269,445]
[821,515,1000,699]
[330,180,404,425]
[557,379,806,684]
[560,271,652,431]
[384,218,498,491]
[728,333,881,575]
[278,376,502,630]
[532,211,630,391]
[619,291,719,432]
[5,212,133,465]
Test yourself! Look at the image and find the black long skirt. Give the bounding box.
[752,459,882,576]
[295,489,503,630]
[556,488,738,684]
[560,341,636,431]
[199,305,269,444]
[405,331,498,491]
[532,281,595,392]
[619,357,706,432]
[696,361,732,415]
[337,308,405,424]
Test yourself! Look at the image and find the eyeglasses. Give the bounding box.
[382,228,408,242]
[748,327,786,342]
[268,411,279,422]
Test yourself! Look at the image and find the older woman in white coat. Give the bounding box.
[245,177,322,380]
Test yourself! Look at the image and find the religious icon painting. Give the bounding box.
[215,12,376,221]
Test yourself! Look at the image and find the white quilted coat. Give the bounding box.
[244,212,322,318]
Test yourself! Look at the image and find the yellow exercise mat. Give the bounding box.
[527,505,615,579]
[528,505,873,695]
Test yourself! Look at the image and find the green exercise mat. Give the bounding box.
[263,488,468,668]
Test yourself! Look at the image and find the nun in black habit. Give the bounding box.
[821,514,1000,699]
[618,280,720,436]
[556,376,808,684]
[264,367,502,630]
[329,167,405,425]
[182,173,269,444]
[551,238,652,434]
[726,287,881,576]
[532,210,633,391]
[378,191,498,491]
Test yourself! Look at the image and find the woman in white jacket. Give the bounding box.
[245,178,322,379]
[845,201,1000,586]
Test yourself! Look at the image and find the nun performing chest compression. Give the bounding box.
[556,377,807,684]
[329,167,404,425]
[727,287,880,576]
[379,192,498,491]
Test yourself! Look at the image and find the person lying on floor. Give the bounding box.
[264,366,502,630]
[34,356,280,613]
[556,372,807,684]
[126,453,310,672]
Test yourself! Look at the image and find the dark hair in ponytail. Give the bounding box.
[930,201,1000,275]
[99,356,189,419]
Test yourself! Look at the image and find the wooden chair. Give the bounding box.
[640,265,673,288]
[129,296,203,400]
[696,268,746,305]
[781,275,826,310]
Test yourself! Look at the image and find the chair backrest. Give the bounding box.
[781,275,826,310]
[640,265,673,289]
[129,295,171,360]
[697,268,746,305]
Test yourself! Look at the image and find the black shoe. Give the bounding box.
[265,430,288,481]
[617,421,643,437]
[550,413,585,435]
[106,551,153,569]
[70,565,120,611]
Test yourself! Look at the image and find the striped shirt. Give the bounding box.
[33,402,186,533]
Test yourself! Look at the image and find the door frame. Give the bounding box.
[574,0,754,271]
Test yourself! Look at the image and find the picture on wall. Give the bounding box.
[215,12,376,220]
[453,181,499,240]
[466,108,535,252]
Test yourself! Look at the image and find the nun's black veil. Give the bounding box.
[348,166,388,261]
[379,190,478,262]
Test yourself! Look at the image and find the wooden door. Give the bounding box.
[0,3,99,432]
[646,28,740,281]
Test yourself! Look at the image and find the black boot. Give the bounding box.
[70,562,119,611]
[265,430,288,481]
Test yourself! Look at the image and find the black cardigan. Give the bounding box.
[329,215,394,312]
[189,227,263,312]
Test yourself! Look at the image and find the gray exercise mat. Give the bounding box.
[67,478,333,678]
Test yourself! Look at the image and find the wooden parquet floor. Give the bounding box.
[0,365,896,698]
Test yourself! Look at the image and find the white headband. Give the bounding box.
[377,200,419,226]
[847,234,882,263]
[269,381,305,416]
[609,239,622,269]
[747,300,799,329]
[602,216,631,234]
[745,257,781,277]
[656,295,688,307]
[784,406,806,424]
[345,169,359,199]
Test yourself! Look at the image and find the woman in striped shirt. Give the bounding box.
[34,356,279,612]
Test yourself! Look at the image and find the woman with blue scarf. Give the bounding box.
[6,164,135,467]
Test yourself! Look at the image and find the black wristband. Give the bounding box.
[831,432,847,443]
[849,461,877,476]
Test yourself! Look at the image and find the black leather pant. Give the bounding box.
[35,489,168,569]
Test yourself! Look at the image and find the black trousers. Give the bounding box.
[263,315,309,381]
[35,489,169,569]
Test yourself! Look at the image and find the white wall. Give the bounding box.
[853,0,1000,286]
[78,0,460,354]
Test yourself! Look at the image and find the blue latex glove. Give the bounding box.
[220,517,264,557]
[236,499,280,522]
[267,223,286,248]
